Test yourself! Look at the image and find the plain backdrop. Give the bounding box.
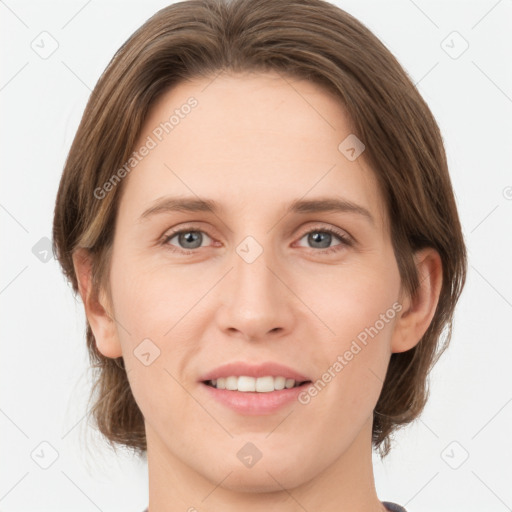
[1,1,511,511]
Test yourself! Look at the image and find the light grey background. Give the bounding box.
[1,1,511,511]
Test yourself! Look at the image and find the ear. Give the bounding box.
[72,248,123,358]
[391,247,443,353]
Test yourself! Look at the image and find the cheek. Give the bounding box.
[330,282,399,352]
[108,258,199,422]
[109,254,193,336]
[303,258,400,397]
[304,255,400,343]
[110,243,401,350]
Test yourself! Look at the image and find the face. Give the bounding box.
[102,71,406,491]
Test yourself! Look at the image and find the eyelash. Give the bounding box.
[160,225,353,256]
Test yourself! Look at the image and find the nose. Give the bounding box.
[215,242,295,342]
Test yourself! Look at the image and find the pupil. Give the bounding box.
[180,231,202,249]
[310,232,330,248]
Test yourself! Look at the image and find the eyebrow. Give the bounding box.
[139,196,375,226]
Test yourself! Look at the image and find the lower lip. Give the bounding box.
[200,382,311,415]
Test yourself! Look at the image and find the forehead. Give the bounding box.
[118,71,388,231]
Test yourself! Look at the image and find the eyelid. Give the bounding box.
[160,223,215,249]
[296,223,354,244]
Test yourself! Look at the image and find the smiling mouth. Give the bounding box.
[203,376,312,392]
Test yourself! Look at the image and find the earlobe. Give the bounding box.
[72,248,123,359]
[391,248,443,353]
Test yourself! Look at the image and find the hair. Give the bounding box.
[52,0,467,459]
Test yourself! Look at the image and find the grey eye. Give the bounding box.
[166,230,212,250]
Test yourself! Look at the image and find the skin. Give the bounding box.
[73,70,442,512]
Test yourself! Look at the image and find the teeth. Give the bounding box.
[207,376,304,392]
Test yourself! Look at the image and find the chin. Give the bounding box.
[205,462,311,494]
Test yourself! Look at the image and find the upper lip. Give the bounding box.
[199,361,311,383]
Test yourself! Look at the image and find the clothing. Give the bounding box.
[382,501,407,512]
[141,501,406,511]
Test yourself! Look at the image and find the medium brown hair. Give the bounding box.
[52,0,467,458]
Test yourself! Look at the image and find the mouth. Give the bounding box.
[202,376,312,392]
[198,361,313,414]
[200,375,313,415]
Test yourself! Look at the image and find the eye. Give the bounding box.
[161,225,353,255]
[296,226,353,254]
[162,228,213,254]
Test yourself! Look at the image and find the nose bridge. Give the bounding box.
[233,234,282,309]
[216,232,293,338]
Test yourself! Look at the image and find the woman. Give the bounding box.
[52,0,467,510]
